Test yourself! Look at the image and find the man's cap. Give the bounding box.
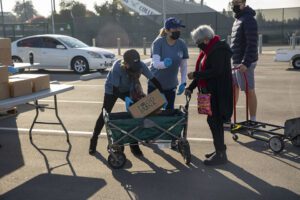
[164,17,186,30]
[123,49,142,72]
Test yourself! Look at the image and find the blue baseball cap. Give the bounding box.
[164,17,186,30]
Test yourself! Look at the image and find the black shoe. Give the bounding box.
[130,144,143,157]
[89,137,98,155]
[205,151,215,159]
[203,151,228,166]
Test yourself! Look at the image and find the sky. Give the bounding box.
[1,0,300,17]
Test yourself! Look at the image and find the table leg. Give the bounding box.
[29,100,39,141]
[28,96,70,142]
[54,95,70,142]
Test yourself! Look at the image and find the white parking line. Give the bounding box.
[0,127,213,142]
[38,99,245,108]
[73,85,104,87]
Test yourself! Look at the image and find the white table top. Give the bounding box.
[0,84,74,109]
[13,63,40,69]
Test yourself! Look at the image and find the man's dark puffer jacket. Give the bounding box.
[231,6,258,68]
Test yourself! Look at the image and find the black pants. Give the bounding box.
[207,97,226,152]
[92,93,126,138]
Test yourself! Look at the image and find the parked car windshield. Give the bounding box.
[58,36,89,48]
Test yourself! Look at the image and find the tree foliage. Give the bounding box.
[59,0,87,18]
[94,0,131,17]
[13,0,38,22]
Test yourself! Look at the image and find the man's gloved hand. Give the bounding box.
[177,83,186,95]
[163,58,173,68]
[8,66,19,75]
[185,88,192,97]
[125,97,134,112]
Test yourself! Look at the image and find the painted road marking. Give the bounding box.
[0,127,213,142]
[38,99,245,108]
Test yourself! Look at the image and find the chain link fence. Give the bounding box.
[0,22,73,41]
[1,7,299,47]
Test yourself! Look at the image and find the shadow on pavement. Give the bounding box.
[94,145,299,200]
[23,70,81,82]
[236,140,300,169]
[0,118,24,179]
[30,134,76,175]
[0,173,106,200]
[286,68,300,72]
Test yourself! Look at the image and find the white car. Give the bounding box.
[274,48,300,69]
[11,34,116,74]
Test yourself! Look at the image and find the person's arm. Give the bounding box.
[111,63,125,99]
[186,78,198,92]
[179,59,188,84]
[152,54,168,69]
[193,50,225,80]
[151,40,170,69]
[150,77,163,92]
[242,17,258,68]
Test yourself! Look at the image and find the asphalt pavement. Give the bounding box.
[0,50,299,200]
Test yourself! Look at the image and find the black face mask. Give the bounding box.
[170,31,181,40]
[197,43,207,51]
[232,5,241,14]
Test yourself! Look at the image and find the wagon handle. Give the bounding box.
[185,93,191,110]
[102,108,109,123]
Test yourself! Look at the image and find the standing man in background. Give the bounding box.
[230,0,258,122]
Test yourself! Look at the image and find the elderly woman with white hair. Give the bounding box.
[185,25,233,166]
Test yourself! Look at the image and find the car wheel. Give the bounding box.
[12,56,23,63]
[12,56,25,73]
[292,57,300,70]
[71,56,89,74]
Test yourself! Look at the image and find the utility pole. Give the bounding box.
[162,0,166,24]
[23,0,28,21]
[51,0,55,33]
[53,0,56,13]
[0,0,6,37]
[200,0,204,6]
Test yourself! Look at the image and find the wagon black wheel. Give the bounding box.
[269,136,284,153]
[291,136,300,147]
[108,152,126,169]
[107,144,125,153]
[179,140,191,165]
[232,134,239,141]
[178,141,183,154]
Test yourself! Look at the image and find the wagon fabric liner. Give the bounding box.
[106,110,186,144]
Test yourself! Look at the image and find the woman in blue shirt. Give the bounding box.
[148,17,189,110]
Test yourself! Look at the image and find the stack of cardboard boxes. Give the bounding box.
[0,38,12,66]
[0,66,10,101]
[0,38,50,102]
[0,65,50,100]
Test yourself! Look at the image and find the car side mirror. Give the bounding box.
[56,45,65,49]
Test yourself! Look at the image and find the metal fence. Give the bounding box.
[0,22,73,41]
[1,7,299,47]
[70,7,300,47]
